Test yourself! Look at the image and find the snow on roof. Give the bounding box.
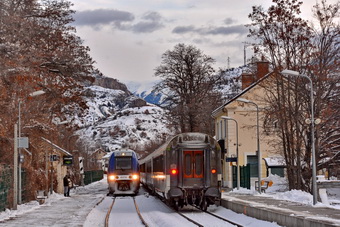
[41,137,72,156]
[263,157,286,167]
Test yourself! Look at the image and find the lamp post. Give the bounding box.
[281,69,317,205]
[13,124,18,210]
[237,98,261,193]
[221,116,240,190]
[17,90,46,204]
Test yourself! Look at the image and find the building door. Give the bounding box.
[247,155,258,177]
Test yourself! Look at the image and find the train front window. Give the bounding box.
[116,157,132,170]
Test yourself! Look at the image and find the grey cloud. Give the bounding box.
[142,11,162,21]
[201,25,247,35]
[73,9,134,26]
[132,21,163,33]
[172,24,247,36]
[131,11,164,33]
[172,25,196,34]
[224,18,236,25]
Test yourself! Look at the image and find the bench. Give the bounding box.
[36,190,47,204]
[255,180,273,193]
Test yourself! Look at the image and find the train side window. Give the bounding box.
[184,152,192,177]
[153,155,164,172]
[146,162,151,173]
[195,153,203,176]
[140,163,145,172]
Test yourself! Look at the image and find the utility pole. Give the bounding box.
[242,42,251,66]
[13,124,18,210]
[18,101,22,204]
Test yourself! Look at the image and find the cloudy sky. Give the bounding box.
[69,0,335,83]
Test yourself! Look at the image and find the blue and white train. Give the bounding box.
[107,150,140,195]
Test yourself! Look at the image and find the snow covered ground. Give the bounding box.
[0,175,339,226]
[225,174,340,209]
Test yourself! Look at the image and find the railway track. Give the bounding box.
[155,193,244,227]
[105,196,148,227]
[172,204,244,227]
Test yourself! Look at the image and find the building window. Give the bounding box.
[270,167,284,177]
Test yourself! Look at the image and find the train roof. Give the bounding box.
[139,132,218,164]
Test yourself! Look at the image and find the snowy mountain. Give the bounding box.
[127,67,244,106]
[75,78,173,154]
[74,66,244,155]
[126,80,166,106]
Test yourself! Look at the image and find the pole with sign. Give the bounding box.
[79,157,84,186]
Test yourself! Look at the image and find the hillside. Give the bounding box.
[74,77,173,155]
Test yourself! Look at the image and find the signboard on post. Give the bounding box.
[63,156,73,165]
[50,155,59,162]
[18,137,29,148]
[79,157,84,174]
[226,157,237,162]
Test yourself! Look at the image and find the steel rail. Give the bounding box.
[133,197,149,227]
[190,204,244,227]
[104,197,115,227]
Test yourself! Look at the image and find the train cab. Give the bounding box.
[107,150,140,195]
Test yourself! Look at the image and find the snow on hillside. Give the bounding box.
[127,67,244,106]
[75,85,173,153]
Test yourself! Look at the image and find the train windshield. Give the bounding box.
[115,157,132,170]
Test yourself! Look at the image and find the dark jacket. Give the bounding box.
[63,176,69,187]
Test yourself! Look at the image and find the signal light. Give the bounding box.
[171,169,178,175]
[211,169,217,174]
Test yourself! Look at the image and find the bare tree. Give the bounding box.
[0,0,95,202]
[309,0,340,178]
[248,0,339,191]
[154,43,222,134]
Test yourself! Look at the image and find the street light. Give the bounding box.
[17,90,46,204]
[281,69,317,205]
[236,98,261,193]
[221,116,240,190]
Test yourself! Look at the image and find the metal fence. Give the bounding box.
[84,170,104,185]
[0,165,12,211]
[233,164,251,189]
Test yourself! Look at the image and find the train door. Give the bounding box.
[183,150,204,186]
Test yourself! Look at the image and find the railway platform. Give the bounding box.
[220,192,340,227]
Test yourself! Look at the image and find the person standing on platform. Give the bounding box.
[63,175,69,197]
[67,176,73,197]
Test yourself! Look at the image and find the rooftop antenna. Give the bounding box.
[242,42,251,66]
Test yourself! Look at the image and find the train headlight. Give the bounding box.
[132,174,139,180]
[108,175,116,181]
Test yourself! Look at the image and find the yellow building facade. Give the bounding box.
[212,62,285,189]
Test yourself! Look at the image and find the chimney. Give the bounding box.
[241,58,269,90]
[256,58,269,80]
[241,73,255,90]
